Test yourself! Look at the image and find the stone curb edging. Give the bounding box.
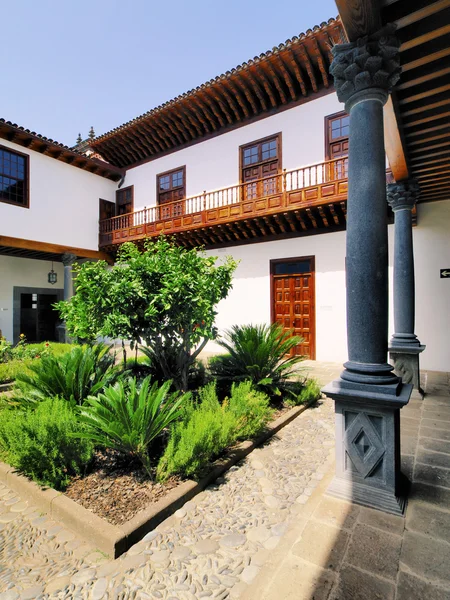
[0,400,314,558]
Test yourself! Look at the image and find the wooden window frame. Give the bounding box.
[115,185,134,215]
[239,132,282,184]
[324,111,349,160]
[156,165,186,206]
[0,144,30,209]
[269,255,316,360]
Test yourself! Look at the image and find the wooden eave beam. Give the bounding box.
[263,216,277,235]
[286,48,307,96]
[234,74,259,115]
[148,119,173,148]
[244,71,268,111]
[255,66,278,107]
[179,103,205,136]
[402,97,450,117]
[193,97,219,130]
[335,0,381,40]
[384,96,409,180]
[294,210,308,231]
[171,109,196,139]
[135,124,160,153]
[200,93,227,128]
[297,44,318,93]
[0,235,113,264]
[217,85,241,121]
[412,161,450,175]
[398,66,450,92]
[402,47,450,74]
[276,55,297,101]
[392,0,450,30]
[406,122,450,138]
[185,99,211,134]
[207,88,233,124]
[261,61,287,105]
[409,131,450,146]
[328,203,340,225]
[404,109,450,128]
[159,115,184,144]
[400,24,450,53]
[311,37,329,88]
[141,122,167,151]
[118,131,147,162]
[225,79,250,118]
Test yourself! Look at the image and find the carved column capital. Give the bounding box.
[387,180,420,211]
[61,253,77,267]
[330,24,401,109]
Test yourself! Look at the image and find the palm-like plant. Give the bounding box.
[76,377,190,476]
[209,323,304,400]
[14,344,118,406]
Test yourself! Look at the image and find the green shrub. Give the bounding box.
[0,337,13,363]
[157,382,236,481]
[157,381,272,481]
[0,398,93,490]
[0,360,34,384]
[13,344,118,406]
[140,345,207,390]
[209,323,305,401]
[227,381,273,439]
[76,377,190,476]
[284,378,322,407]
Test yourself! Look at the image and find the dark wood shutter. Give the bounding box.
[241,134,281,200]
[157,166,186,218]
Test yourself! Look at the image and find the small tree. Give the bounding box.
[57,238,237,389]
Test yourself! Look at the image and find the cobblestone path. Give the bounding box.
[0,398,335,600]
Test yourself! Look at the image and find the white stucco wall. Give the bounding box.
[0,139,117,250]
[413,200,450,372]
[202,200,450,373]
[0,255,64,341]
[124,92,343,210]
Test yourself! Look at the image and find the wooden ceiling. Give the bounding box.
[90,19,344,169]
[0,120,124,182]
[383,0,450,203]
[337,0,450,204]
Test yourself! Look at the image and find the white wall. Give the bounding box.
[0,139,117,250]
[203,201,450,373]
[0,255,64,341]
[413,200,450,372]
[125,92,342,210]
[204,230,348,363]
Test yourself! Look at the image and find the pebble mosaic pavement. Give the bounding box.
[0,398,335,599]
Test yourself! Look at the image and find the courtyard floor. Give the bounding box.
[0,363,449,599]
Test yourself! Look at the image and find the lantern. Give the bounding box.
[48,262,57,285]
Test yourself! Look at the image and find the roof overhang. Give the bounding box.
[336,0,450,203]
[0,236,114,264]
[0,120,124,183]
[90,18,345,169]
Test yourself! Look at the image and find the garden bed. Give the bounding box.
[0,401,312,558]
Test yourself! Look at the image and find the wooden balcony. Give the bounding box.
[100,158,353,251]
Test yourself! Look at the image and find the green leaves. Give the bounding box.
[56,237,237,390]
[13,344,118,407]
[76,377,191,476]
[209,323,305,401]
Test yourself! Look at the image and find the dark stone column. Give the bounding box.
[322,26,411,516]
[387,181,425,391]
[60,253,77,342]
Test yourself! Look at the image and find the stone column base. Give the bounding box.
[322,378,412,516]
[389,345,425,393]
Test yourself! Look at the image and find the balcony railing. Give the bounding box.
[99,156,350,247]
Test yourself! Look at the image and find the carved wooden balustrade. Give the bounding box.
[99,157,352,250]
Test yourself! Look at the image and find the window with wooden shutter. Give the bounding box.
[116,186,134,215]
[157,166,186,218]
[325,112,349,179]
[240,133,281,200]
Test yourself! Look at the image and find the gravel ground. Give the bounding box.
[0,397,335,600]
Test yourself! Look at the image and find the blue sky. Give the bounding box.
[2,0,337,146]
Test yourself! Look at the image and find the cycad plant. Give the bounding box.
[14,344,117,406]
[76,377,190,477]
[209,323,304,400]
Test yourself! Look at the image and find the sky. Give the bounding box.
[2,0,338,147]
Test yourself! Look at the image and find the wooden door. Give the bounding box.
[271,258,315,359]
[325,112,349,180]
[99,199,115,221]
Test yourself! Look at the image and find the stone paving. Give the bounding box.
[0,380,335,599]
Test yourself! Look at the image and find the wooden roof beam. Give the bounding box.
[276,55,297,101]
[234,74,259,115]
[283,212,297,232]
[207,88,233,124]
[99,138,130,166]
[294,210,308,231]
[298,45,318,93]
[400,24,450,53]
[159,115,184,145]
[397,66,450,92]
[384,96,409,181]
[149,118,176,148]
[243,71,268,111]
[193,97,219,130]
[224,222,240,240]
[255,66,278,107]
[287,49,307,96]
[224,79,250,118]
[406,122,450,139]
[336,0,381,40]
[311,37,329,88]
[217,86,242,121]
[305,208,318,229]
[402,47,450,74]
[184,99,211,134]
[263,216,277,235]
[328,203,340,225]
[200,93,227,128]
[273,214,286,233]
[404,109,450,128]
[262,61,287,105]
[139,123,165,152]
[172,109,196,139]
